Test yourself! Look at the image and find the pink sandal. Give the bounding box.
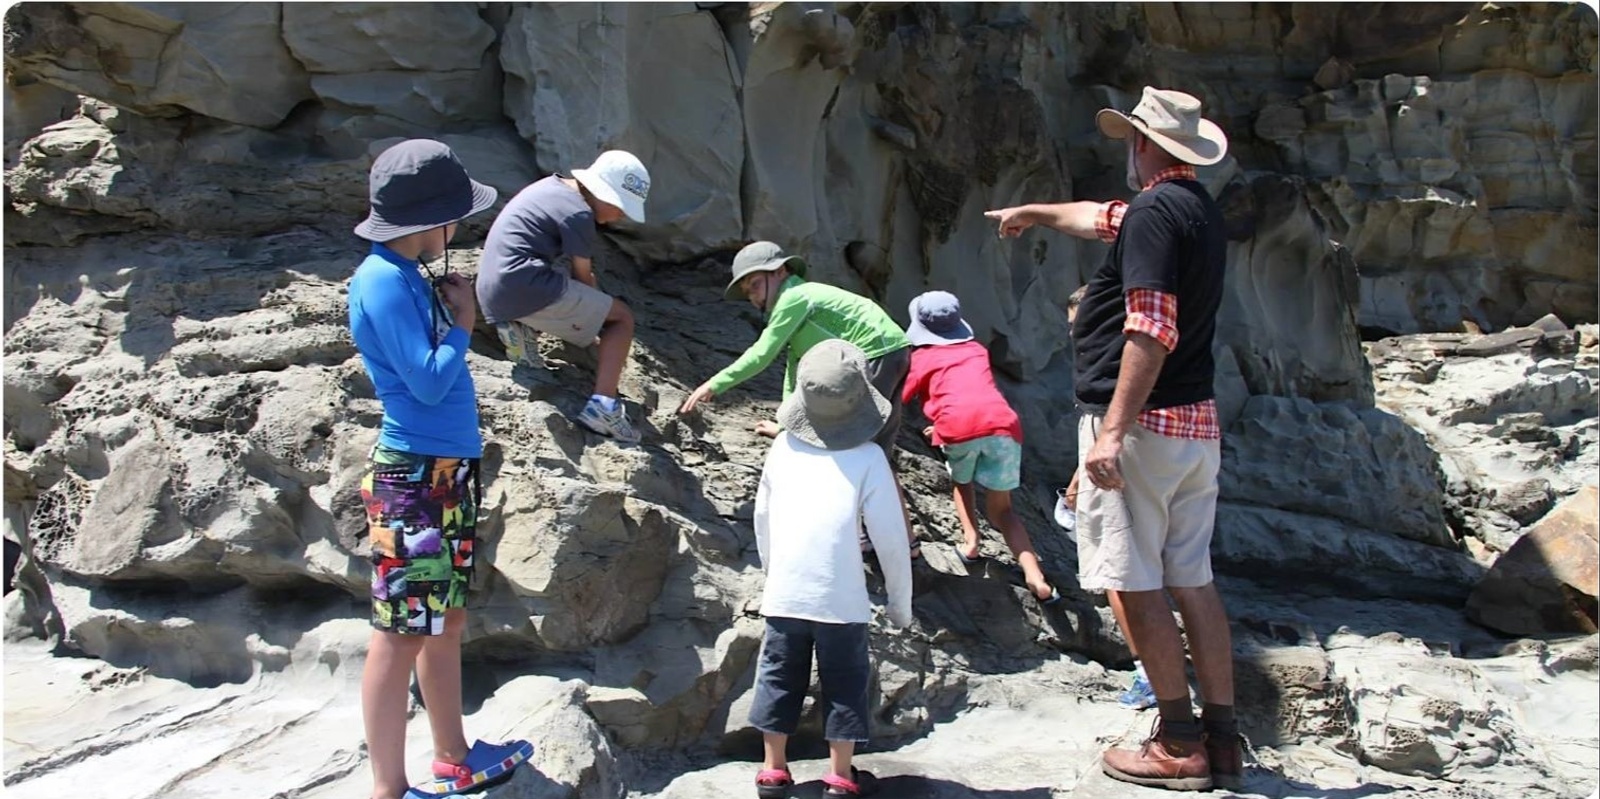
[755,767,793,799]
[822,767,880,797]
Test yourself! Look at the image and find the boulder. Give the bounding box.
[482,474,678,652]
[3,3,313,127]
[739,3,856,247]
[1467,486,1600,636]
[1327,630,1518,779]
[498,3,745,261]
[482,681,625,799]
[281,5,504,130]
[281,3,496,73]
[1222,395,1452,546]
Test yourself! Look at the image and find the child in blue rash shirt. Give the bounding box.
[347,139,531,799]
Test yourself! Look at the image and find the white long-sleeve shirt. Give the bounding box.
[754,432,913,627]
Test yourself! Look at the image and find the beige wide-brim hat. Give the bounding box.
[1096,86,1228,167]
[776,339,891,450]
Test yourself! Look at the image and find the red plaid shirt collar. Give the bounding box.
[1142,164,1196,191]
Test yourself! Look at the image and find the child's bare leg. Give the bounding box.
[827,739,856,782]
[952,482,981,560]
[363,630,425,799]
[985,490,1052,600]
[1107,590,1138,657]
[415,608,470,766]
[762,732,789,772]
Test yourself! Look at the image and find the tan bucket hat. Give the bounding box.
[1096,87,1228,166]
[776,339,891,450]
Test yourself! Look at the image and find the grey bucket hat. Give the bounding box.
[724,241,809,299]
[776,339,891,450]
[906,291,975,346]
[354,139,498,242]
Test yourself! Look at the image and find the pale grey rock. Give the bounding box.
[480,681,625,799]
[1368,323,1599,552]
[1213,503,1483,604]
[281,3,497,73]
[482,475,677,652]
[499,3,744,261]
[1222,395,1452,547]
[310,66,503,129]
[740,3,856,247]
[3,73,78,165]
[3,3,313,127]
[1329,630,1519,779]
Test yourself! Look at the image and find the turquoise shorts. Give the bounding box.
[942,434,1021,491]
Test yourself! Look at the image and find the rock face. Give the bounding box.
[3,3,1598,799]
[1368,320,1599,555]
[1468,486,1600,636]
[3,3,314,127]
[499,3,745,259]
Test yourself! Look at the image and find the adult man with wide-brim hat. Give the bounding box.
[986,87,1240,792]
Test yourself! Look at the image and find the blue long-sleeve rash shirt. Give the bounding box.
[347,244,482,458]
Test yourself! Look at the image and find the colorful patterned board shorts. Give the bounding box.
[943,433,1023,492]
[361,446,480,636]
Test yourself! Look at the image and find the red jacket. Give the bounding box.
[901,341,1023,446]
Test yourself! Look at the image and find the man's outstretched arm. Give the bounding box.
[984,201,1107,240]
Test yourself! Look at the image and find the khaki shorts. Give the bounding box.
[1075,413,1220,593]
[503,274,615,350]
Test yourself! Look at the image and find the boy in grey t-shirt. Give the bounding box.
[476,150,652,444]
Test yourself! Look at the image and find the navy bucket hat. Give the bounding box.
[354,139,497,242]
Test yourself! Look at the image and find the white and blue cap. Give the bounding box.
[906,290,975,347]
[573,149,650,223]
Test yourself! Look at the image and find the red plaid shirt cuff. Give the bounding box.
[1124,288,1179,352]
[1138,400,1221,440]
[1095,200,1126,243]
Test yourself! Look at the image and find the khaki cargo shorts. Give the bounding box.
[497,267,614,356]
[1075,413,1220,593]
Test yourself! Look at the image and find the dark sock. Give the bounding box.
[1157,698,1200,738]
[1202,703,1237,738]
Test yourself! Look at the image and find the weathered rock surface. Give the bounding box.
[498,3,745,259]
[2,3,314,127]
[1468,486,1600,637]
[1222,395,1452,547]
[4,3,1598,799]
[1368,321,1599,555]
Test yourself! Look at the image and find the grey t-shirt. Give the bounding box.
[476,175,598,324]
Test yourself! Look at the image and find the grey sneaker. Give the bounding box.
[576,398,641,444]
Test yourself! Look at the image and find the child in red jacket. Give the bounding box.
[901,291,1058,604]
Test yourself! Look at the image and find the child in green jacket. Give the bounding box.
[679,241,920,558]
[680,241,912,458]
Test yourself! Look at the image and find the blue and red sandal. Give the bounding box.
[822,767,880,797]
[404,739,534,797]
[755,767,794,799]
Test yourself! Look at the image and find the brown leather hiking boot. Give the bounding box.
[1206,731,1244,791]
[1102,720,1213,791]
